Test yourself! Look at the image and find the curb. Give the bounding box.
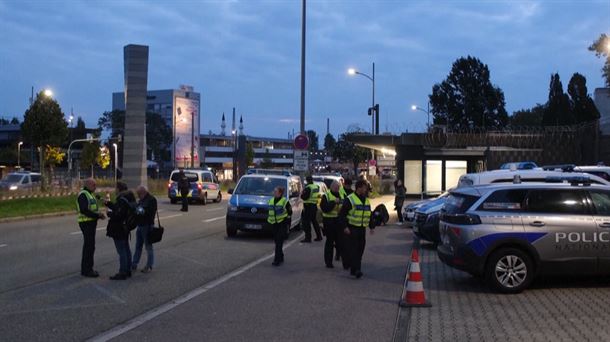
[0,211,75,224]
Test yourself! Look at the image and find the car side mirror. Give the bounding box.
[228,188,234,194]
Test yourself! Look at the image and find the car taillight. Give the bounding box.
[450,226,461,237]
[197,183,203,190]
[168,183,172,189]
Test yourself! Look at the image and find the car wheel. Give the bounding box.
[226,225,237,237]
[201,193,207,205]
[485,248,533,294]
[214,192,222,203]
[170,198,177,204]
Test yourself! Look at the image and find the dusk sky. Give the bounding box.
[1,0,608,140]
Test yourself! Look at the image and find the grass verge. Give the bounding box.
[0,195,77,219]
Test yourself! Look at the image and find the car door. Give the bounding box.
[288,179,303,228]
[202,172,219,198]
[587,189,610,274]
[524,189,597,275]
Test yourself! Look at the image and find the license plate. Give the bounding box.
[245,224,262,230]
[406,212,415,219]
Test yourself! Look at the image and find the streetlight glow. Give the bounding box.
[347,68,356,75]
[43,89,53,97]
[411,105,417,111]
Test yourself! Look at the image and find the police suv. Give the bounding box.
[438,177,610,293]
[226,170,303,237]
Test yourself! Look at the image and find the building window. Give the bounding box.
[404,160,422,195]
[426,160,442,195]
[445,160,467,189]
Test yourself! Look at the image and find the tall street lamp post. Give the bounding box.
[112,143,118,186]
[411,102,430,130]
[17,141,23,169]
[347,63,376,134]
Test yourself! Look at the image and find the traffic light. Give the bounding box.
[368,107,373,116]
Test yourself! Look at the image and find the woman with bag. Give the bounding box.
[394,179,407,223]
[132,185,158,274]
[104,182,136,280]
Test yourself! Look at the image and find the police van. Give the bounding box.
[226,170,303,237]
[168,169,221,205]
[438,178,610,293]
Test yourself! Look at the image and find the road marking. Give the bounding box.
[88,232,304,342]
[0,244,7,248]
[202,216,224,223]
[206,207,225,212]
[159,214,182,220]
[92,284,126,304]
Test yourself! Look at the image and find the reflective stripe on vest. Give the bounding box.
[339,186,347,198]
[77,190,99,223]
[267,197,288,224]
[347,193,371,228]
[304,184,320,204]
[322,191,344,218]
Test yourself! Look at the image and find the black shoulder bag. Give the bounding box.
[149,211,164,244]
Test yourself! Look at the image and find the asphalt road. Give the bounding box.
[0,195,406,342]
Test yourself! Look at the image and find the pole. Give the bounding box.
[372,62,377,135]
[190,111,195,168]
[17,143,22,168]
[114,144,118,186]
[299,0,306,134]
[427,101,430,129]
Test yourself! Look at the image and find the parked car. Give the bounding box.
[438,178,610,293]
[226,171,303,237]
[402,199,429,226]
[0,172,41,191]
[412,195,449,243]
[168,169,221,205]
[457,169,610,188]
[312,173,344,189]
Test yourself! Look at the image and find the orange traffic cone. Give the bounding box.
[399,248,431,307]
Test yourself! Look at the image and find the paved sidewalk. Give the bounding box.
[402,242,610,342]
[112,211,412,341]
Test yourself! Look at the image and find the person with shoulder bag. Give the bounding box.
[105,181,136,280]
[132,185,158,274]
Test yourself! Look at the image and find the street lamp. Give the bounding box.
[231,129,237,182]
[347,63,376,134]
[43,89,53,97]
[17,141,23,169]
[112,143,118,186]
[411,103,430,129]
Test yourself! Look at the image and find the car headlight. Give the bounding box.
[228,206,238,212]
[9,185,18,191]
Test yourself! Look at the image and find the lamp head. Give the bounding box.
[347,68,356,76]
[43,89,53,97]
[411,105,417,111]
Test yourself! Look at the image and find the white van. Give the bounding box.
[457,169,610,188]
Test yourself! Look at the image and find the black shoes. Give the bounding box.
[314,237,323,242]
[141,266,152,274]
[110,273,128,280]
[272,259,284,266]
[326,264,334,269]
[81,270,99,278]
[355,271,363,279]
[300,239,311,243]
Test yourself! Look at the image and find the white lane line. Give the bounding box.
[0,244,7,248]
[88,232,304,342]
[69,231,81,235]
[206,207,225,212]
[159,214,182,220]
[202,216,224,223]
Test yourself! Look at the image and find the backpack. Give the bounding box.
[120,197,138,231]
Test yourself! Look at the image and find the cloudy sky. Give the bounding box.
[0,0,608,139]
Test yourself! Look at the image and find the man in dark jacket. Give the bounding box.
[76,178,105,278]
[132,186,158,273]
[338,179,376,279]
[177,169,190,212]
[105,181,136,280]
[300,176,322,243]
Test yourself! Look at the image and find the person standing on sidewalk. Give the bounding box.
[300,176,322,243]
[132,186,157,274]
[320,180,346,269]
[394,179,406,223]
[76,178,105,278]
[104,181,136,280]
[267,186,292,266]
[177,169,190,212]
[338,179,375,279]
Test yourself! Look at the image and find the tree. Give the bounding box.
[80,133,101,177]
[97,145,111,169]
[306,130,319,152]
[45,145,65,187]
[98,110,172,164]
[333,133,369,176]
[0,117,19,125]
[10,117,19,125]
[72,116,87,140]
[246,142,255,166]
[510,104,545,127]
[567,73,600,123]
[323,133,336,154]
[542,73,573,126]
[588,34,610,87]
[21,92,68,189]
[429,56,508,130]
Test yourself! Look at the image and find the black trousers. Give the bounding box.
[346,226,366,273]
[79,221,97,274]
[181,191,189,211]
[272,221,289,262]
[302,204,321,240]
[323,217,344,267]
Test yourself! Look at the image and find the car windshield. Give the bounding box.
[234,177,286,196]
[2,174,23,183]
[171,172,198,182]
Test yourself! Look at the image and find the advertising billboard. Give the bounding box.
[174,96,200,168]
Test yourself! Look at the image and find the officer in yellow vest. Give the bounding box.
[268,186,292,266]
[338,179,375,279]
[300,175,322,243]
[76,178,106,277]
[319,180,346,269]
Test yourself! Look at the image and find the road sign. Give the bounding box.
[293,149,309,171]
[294,134,309,150]
[368,159,377,167]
